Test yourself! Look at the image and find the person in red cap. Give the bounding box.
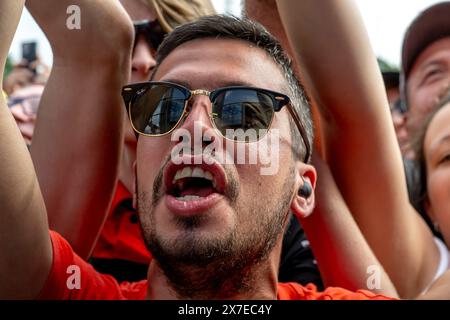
[401,1,450,159]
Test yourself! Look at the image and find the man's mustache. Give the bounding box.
[152,155,171,207]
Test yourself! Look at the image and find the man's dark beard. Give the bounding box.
[137,162,295,299]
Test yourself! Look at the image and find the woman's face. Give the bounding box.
[120,0,158,149]
[120,0,157,83]
[424,102,450,245]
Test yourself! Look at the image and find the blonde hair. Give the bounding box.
[142,0,216,32]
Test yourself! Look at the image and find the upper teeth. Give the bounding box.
[173,167,214,185]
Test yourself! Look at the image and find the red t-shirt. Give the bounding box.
[37,232,395,300]
[92,181,150,264]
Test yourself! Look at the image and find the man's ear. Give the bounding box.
[291,162,316,219]
[132,160,137,210]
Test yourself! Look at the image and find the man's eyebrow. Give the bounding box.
[161,79,257,90]
[161,79,191,89]
[212,80,257,88]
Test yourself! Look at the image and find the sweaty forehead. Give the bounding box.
[153,38,287,91]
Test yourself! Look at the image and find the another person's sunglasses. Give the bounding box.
[133,19,166,51]
[122,81,311,162]
[8,95,41,117]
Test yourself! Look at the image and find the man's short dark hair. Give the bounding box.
[153,14,313,162]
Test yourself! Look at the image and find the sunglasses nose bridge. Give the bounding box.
[191,89,211,96]
[190,89,212,106]
[185,88,214,116]
[180,90,215,130]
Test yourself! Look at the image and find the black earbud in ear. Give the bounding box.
[298,178,312,198]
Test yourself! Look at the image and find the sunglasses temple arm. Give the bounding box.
[286,105,311,163]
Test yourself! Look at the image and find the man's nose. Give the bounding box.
[132,36,157,81]
[174,96,220,149]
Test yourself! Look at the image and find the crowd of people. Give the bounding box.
[2,0,450,300]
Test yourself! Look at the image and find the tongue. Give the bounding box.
[180,186,216,197]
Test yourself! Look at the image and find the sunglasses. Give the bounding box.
[8,94,41,117]
[133,19,166,51]
[122,81,311,162]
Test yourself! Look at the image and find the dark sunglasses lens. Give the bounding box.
[145,34,163,52]
[130,84,186,135]
[212,89,274,142]
[147,28,165,50]
[134,20,166,51]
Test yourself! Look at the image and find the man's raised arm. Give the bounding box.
[0,0,52,299]
[301,154,398,297]
[27,0,134,259]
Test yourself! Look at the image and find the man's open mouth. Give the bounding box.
[170,166,218,200]
[163,155,227,215]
